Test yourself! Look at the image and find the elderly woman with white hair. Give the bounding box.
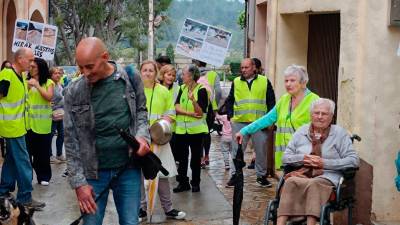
[236,64,319,168]
[276,98,359,224]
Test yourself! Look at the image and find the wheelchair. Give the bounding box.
[264,134,361,225]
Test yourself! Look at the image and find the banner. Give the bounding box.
[12,19,58,61]
[176,18,232,67]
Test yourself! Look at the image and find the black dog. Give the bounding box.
[0,195,36,225]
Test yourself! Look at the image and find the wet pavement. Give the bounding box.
[0,132,277,225]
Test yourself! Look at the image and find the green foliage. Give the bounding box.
[237,10,245,30]
[166,44,175,63]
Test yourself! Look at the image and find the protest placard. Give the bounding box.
[12,19,58,61]
[176,18,232,67]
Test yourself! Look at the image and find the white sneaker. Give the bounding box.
[40,181,49,186]
[56,155,67,162]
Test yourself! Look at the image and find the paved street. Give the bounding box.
[1,133,277,225]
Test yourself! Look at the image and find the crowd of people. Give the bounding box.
[0,36,360,225]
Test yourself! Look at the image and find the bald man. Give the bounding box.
[0,48,46,209]
[64,37,150,225]
[224,58,276,188]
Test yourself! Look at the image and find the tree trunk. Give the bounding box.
[50,1,74,65]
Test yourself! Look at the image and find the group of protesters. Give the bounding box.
[0,47,69,211]
[0,36,360,225]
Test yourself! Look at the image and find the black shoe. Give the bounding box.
[22,198,46,209]
[256,176,272,187]
[225,174,237,188]
[138,208,147,222]
[247,160,255,169]
[191,185,200,192]
[173,183,191,193]
[165,209,186,219]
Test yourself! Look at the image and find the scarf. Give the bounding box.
[285,124,331,179]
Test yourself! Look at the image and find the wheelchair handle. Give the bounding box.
[350,134,361,143]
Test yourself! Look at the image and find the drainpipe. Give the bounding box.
[244,0,248,57]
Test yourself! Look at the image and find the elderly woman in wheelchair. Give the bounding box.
[274,98,359,225]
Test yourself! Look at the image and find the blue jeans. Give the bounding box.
[0,136,33,203]
[51,120,64,156]
[83,168,141,225]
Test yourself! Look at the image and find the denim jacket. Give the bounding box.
[64,62,150,189]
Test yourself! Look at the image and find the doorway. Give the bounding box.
[307,13,340,121]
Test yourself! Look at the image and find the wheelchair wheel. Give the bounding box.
[264,199,278,225]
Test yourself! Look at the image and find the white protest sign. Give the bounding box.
[176,18,232,67]
[12,19,58,61]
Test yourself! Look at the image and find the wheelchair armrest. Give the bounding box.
[335,167,358,205]
[340,167,359,180]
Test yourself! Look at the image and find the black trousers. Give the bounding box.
[203,133,211,156]
[175,133,204,186]
[26,130,52,182]
[169,133,179,162]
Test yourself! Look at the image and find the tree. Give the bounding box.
[50,0,172,65]
[237,10,245,30]
[166,43,175,63]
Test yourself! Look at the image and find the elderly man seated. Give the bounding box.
[277,98,360,225]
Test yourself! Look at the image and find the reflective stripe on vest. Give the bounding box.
[0,68,28,138]
[28,79,54,134]
[1,98,25,108]
[232,75,268,122]
[274,91,319,169]
[175,84,208,134]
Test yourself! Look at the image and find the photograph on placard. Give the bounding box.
[42,27,57,47]
[176,35,203,55]
[181,18,208,41]
[27,22,43,45]
[205,26,232,48]
[14,20,28,40]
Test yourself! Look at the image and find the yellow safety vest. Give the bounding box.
[274,91,319,168]
[145,83,175,126]
[0,68,29,138]
[175,84,208,134]
[167,83,180,132]
[28,79,54,134]
[232,75,268,122]
[206,70,219,110]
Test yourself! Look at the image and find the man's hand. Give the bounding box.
[136,137,150,156]
[303,155,324,169]
[75,185,97,214]
[235,132,243,144]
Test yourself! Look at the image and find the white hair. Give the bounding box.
[283,64,309,84]
[310,98,335,114]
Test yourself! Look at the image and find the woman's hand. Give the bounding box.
[188,112,202,118]
[27,78,39,89]
[235,132,243,144]
[303,155,324,169]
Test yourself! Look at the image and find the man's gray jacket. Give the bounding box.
[63,63,150,189]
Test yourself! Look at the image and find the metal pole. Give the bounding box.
[148,0,154,60]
